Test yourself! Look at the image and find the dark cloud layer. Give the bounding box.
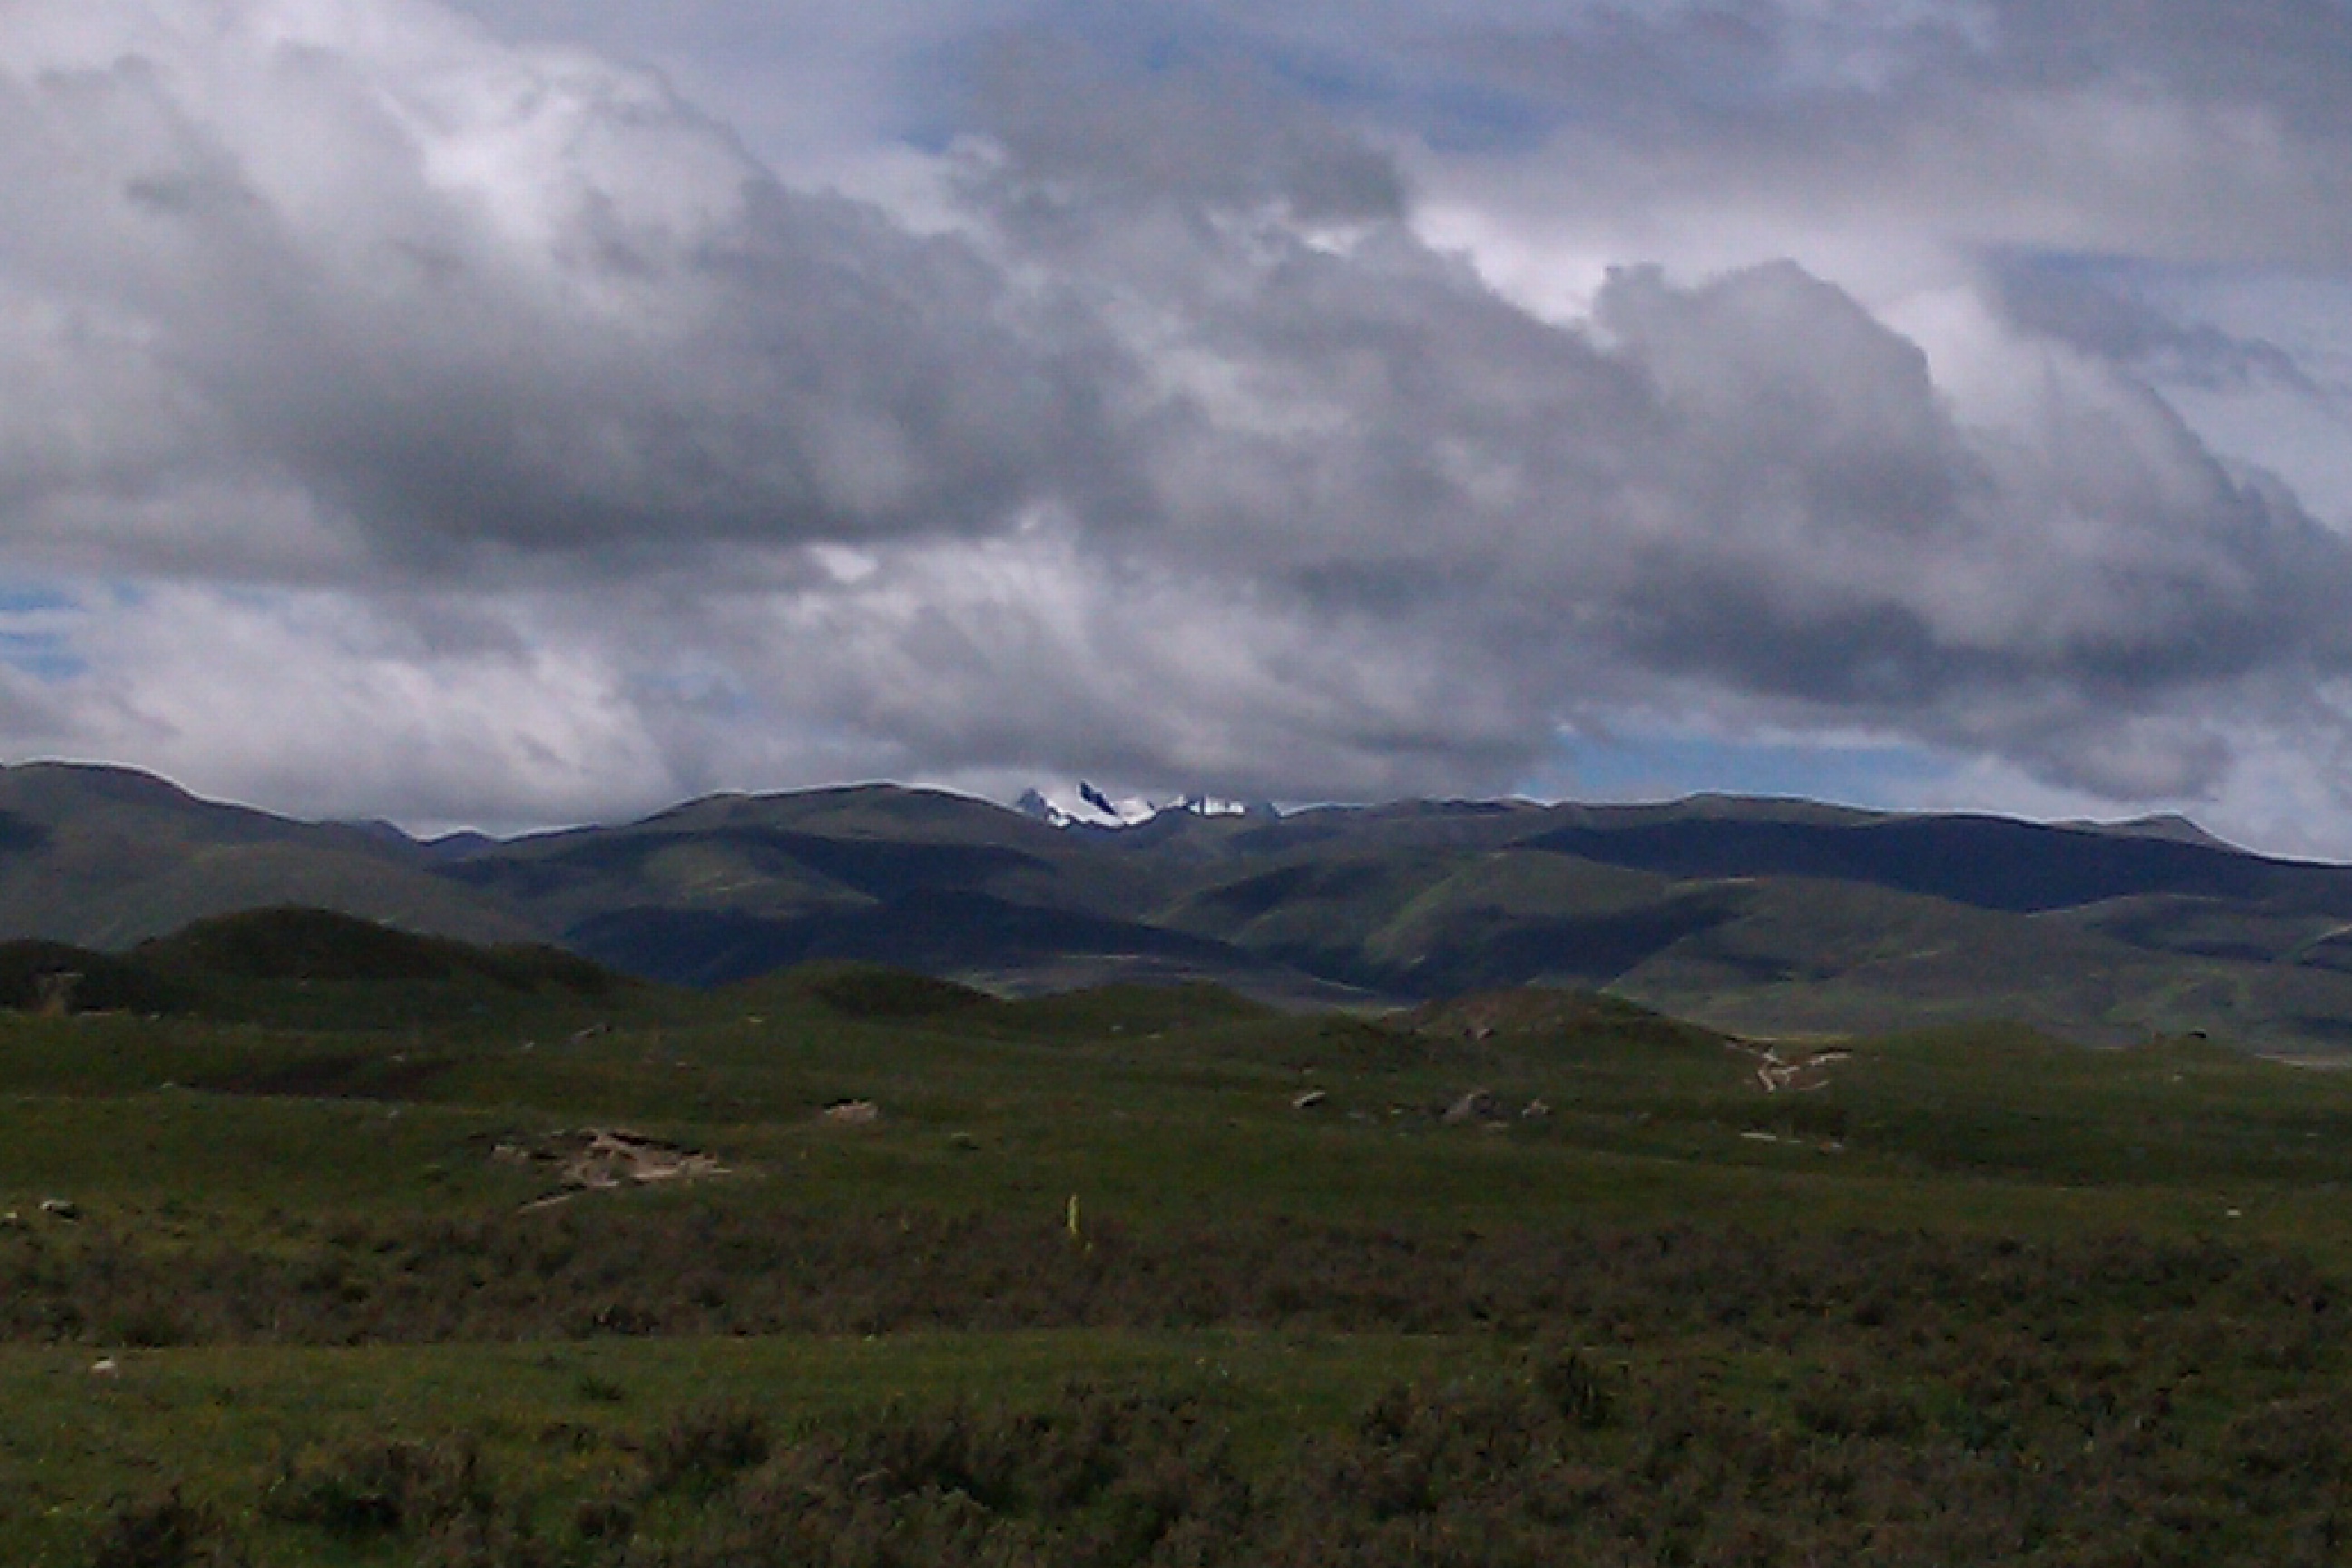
[3,47,1082,567]
[4,2,2352,842]
[1990,259,2317,394]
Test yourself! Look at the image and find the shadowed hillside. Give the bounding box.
[1522,812,2341,913]
[11,763,2352,1051]
[0,761,533,947]
[140,906,618,994]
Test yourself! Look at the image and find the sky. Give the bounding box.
[8,2,2352,851]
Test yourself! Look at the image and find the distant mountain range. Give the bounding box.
[7,760,2352,1053]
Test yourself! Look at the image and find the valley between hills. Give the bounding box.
[6,764,2352,1563]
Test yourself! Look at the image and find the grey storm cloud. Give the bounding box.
[0,15,1082,570]
[1989,259,2317,394]
[1427,0,2352,271]
[968,38,1409,228]
[4,0,2352,827]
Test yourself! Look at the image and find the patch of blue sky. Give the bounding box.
[1535,731,1951,810]
[0,584,77,616]
[0,632,87,682]
[0,580,92,681]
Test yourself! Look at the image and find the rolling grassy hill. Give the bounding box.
[13,760,2352,1052]
[0,762,532,948]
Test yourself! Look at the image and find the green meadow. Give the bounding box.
[5,925,2352,1563]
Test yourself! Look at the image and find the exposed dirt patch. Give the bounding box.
[493,1128,730,1209]
[1727,1040,1852,1094]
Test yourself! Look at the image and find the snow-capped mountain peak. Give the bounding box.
[1016,783,1157,828]
[1015,784,1270,829]
[1169,794,1252,818]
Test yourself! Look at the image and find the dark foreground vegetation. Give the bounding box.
[5,910,2352,1564]
[94,1335,2352,1568]
[63,1226,2352,1563]
[5,1209,2339,1351]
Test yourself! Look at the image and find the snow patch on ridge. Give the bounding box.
[1015,784,1268,829]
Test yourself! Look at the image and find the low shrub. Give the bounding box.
[261,1436,487,1536]
[97,1348,2352,1568]
[89,1488,232,1568]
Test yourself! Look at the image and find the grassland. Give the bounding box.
[7,928,2352,1564]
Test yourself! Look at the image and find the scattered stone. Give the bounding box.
[1730,1041,1852,1094]
[1521,1099,1552,1121]
[495,1128,730,1207]
[38,1198,77,1220]
[1290,1089,1329,1112]
[1441,1090,1501,1125]
[1740,1131,1782,1144]
[0,1211,18,1229]
[822,1100,880,1126]
[89,1357,117,1377]
[562,1130,725,1191]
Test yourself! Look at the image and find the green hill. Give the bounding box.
[12,763,2352,1052]
[0,761,532,947]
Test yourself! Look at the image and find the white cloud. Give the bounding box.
[7,0,2352,851]
[31,584,680,828]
